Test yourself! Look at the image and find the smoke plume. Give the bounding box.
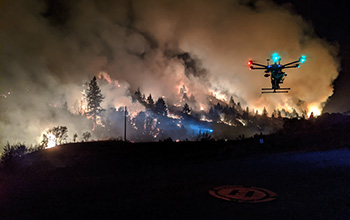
[0,0,339,146]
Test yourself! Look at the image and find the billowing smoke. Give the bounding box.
[0,0,339,146]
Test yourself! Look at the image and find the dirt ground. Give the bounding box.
[0,143,349,220]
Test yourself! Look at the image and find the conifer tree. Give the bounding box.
[85,76,105,128]
[146,94,154,109]
[262,107,268,117]
[292,109,299,118]
[236,102,242,114]
[229,96,236,107]
[155,97,167,116]
[182,93,189,101]
[133,87,141,102]
[255,110,259,116]
[243,106,249,119]
[183,103,191,114]
[133,87,146,105]
[271,110,276,118]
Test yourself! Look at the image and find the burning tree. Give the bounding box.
[41,126,68,148]
[85,76,105,128]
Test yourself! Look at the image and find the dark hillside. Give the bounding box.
[1,114,350,219]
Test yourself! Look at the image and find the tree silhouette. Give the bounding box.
[309,112,314,119]
[155,97,167,116]
[146,94,154,109]
[1,143,27,164]
[229,96,236,107]
[189,94,196,103]
[41,134,49,148]
[85,76,105,128]
[236,102,242,114]
[133,87,141,101]
[243,106,249,119]
[48,126,68,145]
[292,109,299,118]
[73,133,78,142]
[183,103,191,114]
[262,107,268,117]
[82,131,91,142]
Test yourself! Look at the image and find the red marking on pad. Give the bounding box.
[209,185,277,203]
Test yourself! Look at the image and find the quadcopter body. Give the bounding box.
[248,53,306,93]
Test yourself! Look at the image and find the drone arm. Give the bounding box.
[282,64,300,69]
[282,60,299,67]
[251,62,267,68]
[250,67,267,70]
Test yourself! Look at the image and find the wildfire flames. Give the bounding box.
[46,133,57,149]
[307,105,322,118]
[0,0,340,146]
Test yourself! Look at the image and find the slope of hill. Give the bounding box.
[1,139,350,220]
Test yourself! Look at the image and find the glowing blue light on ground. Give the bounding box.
[188,124,213,134]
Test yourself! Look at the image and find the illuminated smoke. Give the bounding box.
[0,0,339,146]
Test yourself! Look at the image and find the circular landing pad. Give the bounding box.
[209,185,277,203]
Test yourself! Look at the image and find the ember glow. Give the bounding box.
[0,0,340,146]
[307,105,322,118]
[46,133,57,149]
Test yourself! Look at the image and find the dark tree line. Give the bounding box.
[132,88,168,116]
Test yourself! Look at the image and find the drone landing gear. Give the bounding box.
[261,88,290,94]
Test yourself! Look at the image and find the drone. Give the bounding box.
[248,53,306,93]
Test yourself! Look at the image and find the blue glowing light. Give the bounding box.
[188,124,213,134]
[272,53,280,62]
[299,55,306,63]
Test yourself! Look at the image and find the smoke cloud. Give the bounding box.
[0,0,339,146]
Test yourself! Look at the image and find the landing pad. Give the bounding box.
[209,185,277,203]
